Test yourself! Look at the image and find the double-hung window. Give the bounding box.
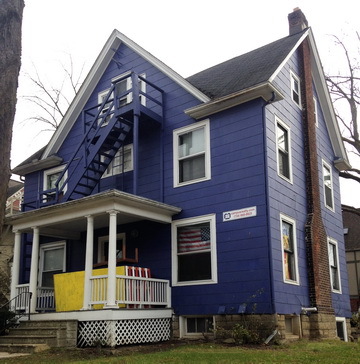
[328,238,341,293]
[280,214,299,284]
[102,144,133,178]
[173,120,211,187]
[322,160,334,210]
[276,117,292,182]
[313,96,318,127]
[290,71,301,108]
[172,214,217,286]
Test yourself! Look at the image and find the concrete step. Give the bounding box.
[8,327,63,336]
[0,335,57,346]
[0,343,50,354]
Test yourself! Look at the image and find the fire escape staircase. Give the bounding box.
[40,73,164,206]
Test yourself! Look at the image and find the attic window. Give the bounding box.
[290,71,301,108]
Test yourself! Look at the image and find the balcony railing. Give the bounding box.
[90,274,171,308]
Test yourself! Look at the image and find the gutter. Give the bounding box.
[185,82,284,120]
[12,155,63,176]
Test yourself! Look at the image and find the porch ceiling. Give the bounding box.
[7,190,181,237]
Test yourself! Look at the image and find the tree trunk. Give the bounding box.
[0,0,25,238]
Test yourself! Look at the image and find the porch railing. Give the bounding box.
[15,284,55,311]
[90,274,171,308]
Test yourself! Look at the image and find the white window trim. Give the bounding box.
[275,116,293,183]
[336,317,348,341]
[171,214,217,287]
[173,119,211,188]
[38,241,66,287]
[43,165,68,194]
[322,159,335,212]
[328,237,342,293]
[290,70,302,109]
[280,213,300,285]
[101,144,133,178]
[179,315,215,338]
[313,96,318,127]
[98,233,126,263]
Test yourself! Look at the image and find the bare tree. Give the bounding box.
[0,0,25,238]
[23,54,85,131]
[326,33,360,183]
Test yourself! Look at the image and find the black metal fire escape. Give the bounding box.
[40,73,164,206]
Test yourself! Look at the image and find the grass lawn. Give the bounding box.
[1,340,359,364]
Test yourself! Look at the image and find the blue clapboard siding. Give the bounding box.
[168,100,273,315]
[19,38,351,320]
[265,50,311,314]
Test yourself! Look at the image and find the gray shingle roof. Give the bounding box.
[186,30,307,99]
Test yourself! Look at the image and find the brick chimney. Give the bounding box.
[288,7,308,35]
[291,9,337,338]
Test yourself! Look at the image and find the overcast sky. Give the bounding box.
[11,0,360,207]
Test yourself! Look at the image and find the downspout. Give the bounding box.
[160,92,165,202]
[132,72,140,196]
[262,92,276,315]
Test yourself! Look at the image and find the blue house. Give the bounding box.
[9,8,351,346]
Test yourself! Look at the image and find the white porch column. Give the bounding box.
[82,215,94,310]
[10,230,21,302]
[105,210,118,309]
[29,226,40,313]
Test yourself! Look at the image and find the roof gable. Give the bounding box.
[42,30,210,159]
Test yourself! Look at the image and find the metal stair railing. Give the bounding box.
[0,291,32,335]
[40,76,132,205]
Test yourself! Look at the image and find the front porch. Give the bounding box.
[6,190,181,347]
[14,267,171,312]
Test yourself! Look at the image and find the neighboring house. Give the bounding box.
[7,8,351,346]
[0,180,24,305]
[342,205,360,312]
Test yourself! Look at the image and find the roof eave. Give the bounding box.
[185,82,284,119]
[12,155,63,176]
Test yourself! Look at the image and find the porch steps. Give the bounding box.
[0,320,78,352]
[0,343,50,354]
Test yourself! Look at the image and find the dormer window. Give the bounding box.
[290,71,301,108]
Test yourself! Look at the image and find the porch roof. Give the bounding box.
[7,189,181,238]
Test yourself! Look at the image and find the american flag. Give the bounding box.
[178,225,211,253]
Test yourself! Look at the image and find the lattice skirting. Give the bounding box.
[77,318,171,347]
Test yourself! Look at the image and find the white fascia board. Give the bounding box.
[110,30,210,103]
[307,31,350,170]
[185,82,284,119]
[43,31,122,159]
[268,29,310,83]
[8,190,181,231]
[43,30,209,158]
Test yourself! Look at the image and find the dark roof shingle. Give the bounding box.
[186,30,307,99]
